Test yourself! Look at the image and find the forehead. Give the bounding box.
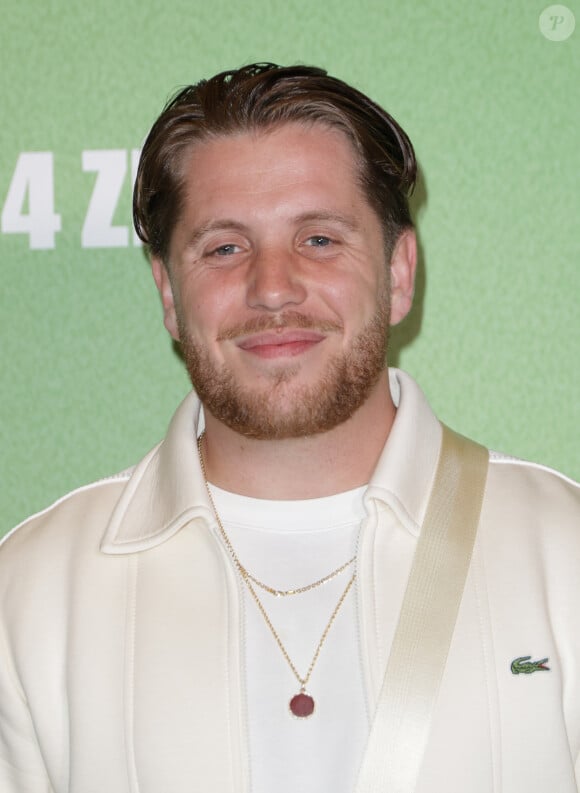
[186,120,361,174]
[175,122,367,218]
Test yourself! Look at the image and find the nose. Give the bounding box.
[246,246,307,311]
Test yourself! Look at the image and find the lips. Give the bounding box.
[236,329,326,358]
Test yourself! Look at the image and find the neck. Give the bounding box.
[200,369,395,499]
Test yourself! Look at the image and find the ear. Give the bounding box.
[389,229,417,326]
[151,256,180,341]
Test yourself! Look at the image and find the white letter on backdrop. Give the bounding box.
[131,148,142,247]
[1,152,62,249]
[81,150,129,248]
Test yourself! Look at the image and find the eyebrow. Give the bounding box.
[185,220,249,249]
[293,211,360,231]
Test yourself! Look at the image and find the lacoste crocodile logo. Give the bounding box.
[510,655,550,675]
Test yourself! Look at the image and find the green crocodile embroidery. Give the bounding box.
[510,655,550,675]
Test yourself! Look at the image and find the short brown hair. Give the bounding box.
[133,63,417,262]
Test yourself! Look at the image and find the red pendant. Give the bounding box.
[289,691,315,718]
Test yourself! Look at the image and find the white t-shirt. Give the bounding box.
[208,484,370,793]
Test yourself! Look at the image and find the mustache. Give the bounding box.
[217,311,343,341]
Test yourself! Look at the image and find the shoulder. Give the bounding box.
[482,451,579,553]
[487,450,579,506]
[0,468,134,570]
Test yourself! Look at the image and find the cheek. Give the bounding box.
[327,270,384,319]
[176,275,236,333]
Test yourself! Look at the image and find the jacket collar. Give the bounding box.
[100,391,215,554]
[365,369,442,537]
[100,369,442,554]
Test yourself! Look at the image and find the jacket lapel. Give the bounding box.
[98,391,250,790]
[125,526,249,792]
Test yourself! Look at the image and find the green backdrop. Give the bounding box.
[1,0,578,535]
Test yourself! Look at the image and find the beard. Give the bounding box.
[177,296,390,440]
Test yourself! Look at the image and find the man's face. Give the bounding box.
[153,122,415,439]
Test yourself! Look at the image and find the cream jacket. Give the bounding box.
[1,370,579,793]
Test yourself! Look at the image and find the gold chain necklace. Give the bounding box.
[198,432,356,718]
[197,433,355,597]
[243,557,355,597]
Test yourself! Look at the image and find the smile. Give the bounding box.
[236,330,326,359]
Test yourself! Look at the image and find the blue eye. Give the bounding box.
[212,244,239,256]
[306,236,332,247]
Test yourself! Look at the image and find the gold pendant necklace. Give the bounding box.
[198,432,356,718]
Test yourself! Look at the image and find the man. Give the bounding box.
[0,63,578,793]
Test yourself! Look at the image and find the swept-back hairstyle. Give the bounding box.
[133,62,417,262]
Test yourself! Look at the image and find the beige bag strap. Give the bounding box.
[355,425,489,793]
